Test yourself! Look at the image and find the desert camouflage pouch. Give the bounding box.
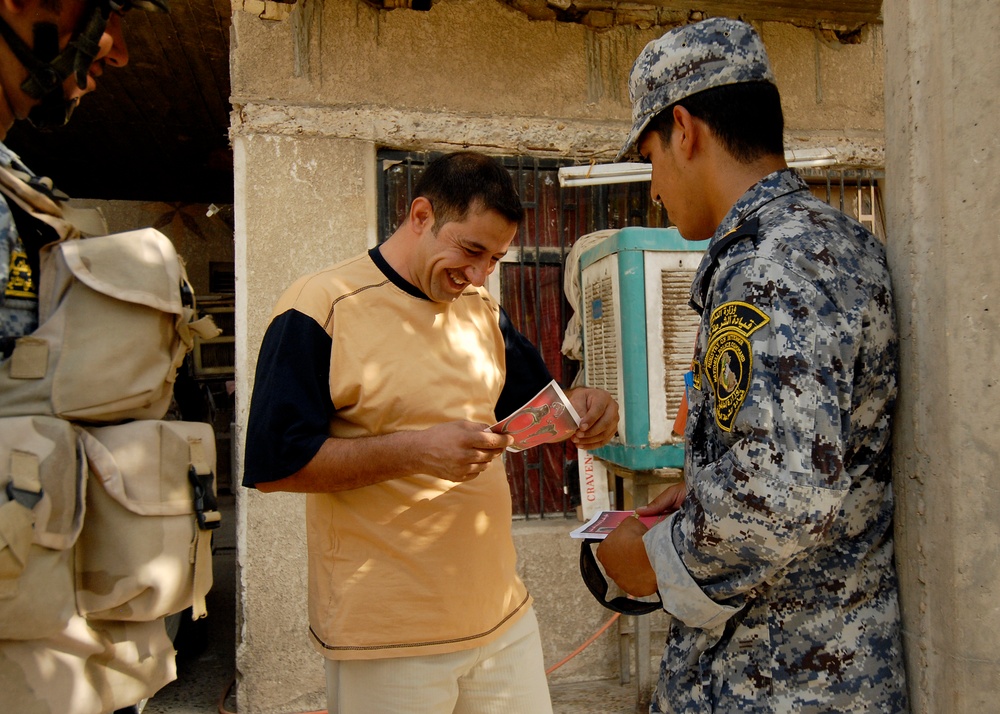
[0,613,177,714]
[0,227,220,423]
[75,419,219,622]
[0,415,85,640]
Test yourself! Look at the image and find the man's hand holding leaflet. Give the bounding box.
[489,379,580,451]
[242,152,622,713]
[564,386,619,449]
[258,421,514,493]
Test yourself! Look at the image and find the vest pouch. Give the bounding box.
[0,614,177,714]
[0,228,220,423]
[0,415,85,640]
[76,420,219,622]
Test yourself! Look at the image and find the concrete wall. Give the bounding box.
[233,135,375,712]
[883,0,1000,711]
[231,0,884,162]
[230,1,888,710]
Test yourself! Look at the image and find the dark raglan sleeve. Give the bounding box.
[494,305,555,420]
[242,309,335,488]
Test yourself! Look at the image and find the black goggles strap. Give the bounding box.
[579,538,662,616]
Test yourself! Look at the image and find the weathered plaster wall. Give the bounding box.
[231,2,889,710]
[883,0,1000,711]
[231,0,884,162]
[233,134,375,712]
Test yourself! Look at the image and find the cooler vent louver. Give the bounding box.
[579,227,709,470]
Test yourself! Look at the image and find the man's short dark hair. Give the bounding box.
[646,81,785,163]
[414,152,524,231]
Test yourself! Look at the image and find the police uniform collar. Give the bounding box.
[714,168,807,239]
[689,169,808,312]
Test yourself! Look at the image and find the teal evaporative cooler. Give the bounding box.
[578,227,709,470]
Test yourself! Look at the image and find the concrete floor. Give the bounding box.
[142,493,645,714]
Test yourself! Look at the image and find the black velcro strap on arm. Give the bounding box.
[579,539,662,616]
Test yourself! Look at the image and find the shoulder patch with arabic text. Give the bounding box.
[704,301,769,431]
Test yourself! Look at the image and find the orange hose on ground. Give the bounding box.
[544,612,620,675]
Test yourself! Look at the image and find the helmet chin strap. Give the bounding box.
[0,2,110,130]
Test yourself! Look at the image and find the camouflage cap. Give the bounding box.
[616,17,776,161]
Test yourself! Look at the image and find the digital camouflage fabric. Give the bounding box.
[642,169,908,712]
[616,17,776,162]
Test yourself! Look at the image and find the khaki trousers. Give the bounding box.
[324,606,553,714]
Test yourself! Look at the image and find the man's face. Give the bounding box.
[638,126,714,242]
[0,0,129,133]
[412,204,516,304]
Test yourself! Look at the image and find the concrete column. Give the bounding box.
[883,1,1000,711]
[233,134,376,713]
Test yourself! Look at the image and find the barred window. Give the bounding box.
[377,152,882,518]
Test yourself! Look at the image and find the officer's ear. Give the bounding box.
[671,105,700,161]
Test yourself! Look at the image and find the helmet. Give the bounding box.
[0,0,169,130]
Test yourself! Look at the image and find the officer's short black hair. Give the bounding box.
[645,81,785,164]
[414,151,524,232]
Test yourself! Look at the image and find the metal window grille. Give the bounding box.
[376,153,883,518]
[377,151,667,518]
[798,167,886,239]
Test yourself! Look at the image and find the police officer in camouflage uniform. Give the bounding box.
[596,17,909,713]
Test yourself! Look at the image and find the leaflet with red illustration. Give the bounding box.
[569,510,670,540]
[490,379,580,452]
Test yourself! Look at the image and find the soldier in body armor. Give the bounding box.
[0,3,216,713]
[0,0,135,350]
